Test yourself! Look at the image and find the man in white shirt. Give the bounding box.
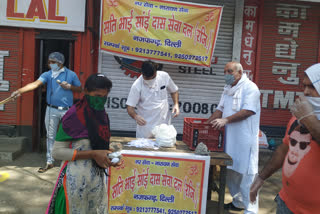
[126,61,180,138]
[207,61,261,214]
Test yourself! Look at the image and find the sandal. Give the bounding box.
[38,164,54,173]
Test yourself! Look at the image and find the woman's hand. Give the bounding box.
[92,150,115,168]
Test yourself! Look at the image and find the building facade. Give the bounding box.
[1,0,319,150]
[0,0,101,150]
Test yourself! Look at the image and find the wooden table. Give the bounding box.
[110,137,233,214]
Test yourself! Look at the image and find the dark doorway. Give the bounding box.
[33,38,74,151]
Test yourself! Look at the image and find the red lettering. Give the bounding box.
[48,0,65,21]
[6,0,24,18]
[25,0,46,20]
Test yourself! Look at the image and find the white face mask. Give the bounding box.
[306,96,320,119]
[143,78,156,88]
[50,63,60,71]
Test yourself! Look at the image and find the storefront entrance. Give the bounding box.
[33,37,74,151]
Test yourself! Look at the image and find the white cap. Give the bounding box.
[304,63,320,95]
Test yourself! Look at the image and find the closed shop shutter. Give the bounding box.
[100,0,236,134]
[0,28,21,124]
[257,0,320,127]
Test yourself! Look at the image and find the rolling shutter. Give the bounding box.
[100,0,236,134]
[257,0,320,127]
[0,28,21,124]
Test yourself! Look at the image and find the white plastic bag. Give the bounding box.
[259,130,269,149]
[152,124,177,148]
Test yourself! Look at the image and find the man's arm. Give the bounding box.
[211,109,254,129]
[259,143,288,180]
[170,91,180,117]
[19,80,43,94]
[127,105,138,120]
[300,115,320,144]
[226,109,255,123]
[127,105,146,126]
[207,109,223,123]
[11,80,43,99]
[59,80,82,93]
[250,143,288,202]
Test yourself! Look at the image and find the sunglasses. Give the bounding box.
[290,139,310,150]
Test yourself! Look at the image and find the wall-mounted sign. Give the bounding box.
[257,1,319,127]
[100,0,223,67]
[0,0,86,32]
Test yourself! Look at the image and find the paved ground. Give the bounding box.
[0,151,282,214]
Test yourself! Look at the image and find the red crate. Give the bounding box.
[182,117,225,152]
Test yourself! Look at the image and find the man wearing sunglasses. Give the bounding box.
[250,63,320,214]
[10,52,82,173]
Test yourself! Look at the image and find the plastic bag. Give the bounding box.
[259,130,269,149]
[152,124,177,148]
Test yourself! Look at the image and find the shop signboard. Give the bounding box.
[256,1,319,127]
[0,0,86,32]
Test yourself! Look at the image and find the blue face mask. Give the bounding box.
[225,74,235,85]
[50,63,60,71]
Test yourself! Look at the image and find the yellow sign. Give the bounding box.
[100,0,223,67]
[107,151,210,214]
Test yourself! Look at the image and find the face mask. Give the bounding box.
[306,96,320,119]
[50,63,60,71]
[224,74,235,85]
[143,78,156,88]
[85,95,107,110]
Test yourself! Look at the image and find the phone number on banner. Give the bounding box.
[136,206,197,214]
[134,47,208,62]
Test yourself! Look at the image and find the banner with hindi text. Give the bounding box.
[100,0,223,67]
[107,150,210,214]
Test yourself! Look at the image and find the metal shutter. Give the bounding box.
[0,28,21,124]
[100,0,236,134]
[257,0,320,127]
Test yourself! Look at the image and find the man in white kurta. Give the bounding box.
[126,61,180,138]
[207,62,261,214]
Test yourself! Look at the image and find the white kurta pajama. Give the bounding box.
[217,74,261,214]
[126,71,178,138]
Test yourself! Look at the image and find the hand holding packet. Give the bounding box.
[108,151,122,164]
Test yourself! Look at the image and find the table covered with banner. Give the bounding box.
[108,137,233,214]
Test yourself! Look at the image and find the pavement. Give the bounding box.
[0,149,282,214]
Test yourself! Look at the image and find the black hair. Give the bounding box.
[85,73,112,92]
[141,61,156,77]
[288,120,310,135]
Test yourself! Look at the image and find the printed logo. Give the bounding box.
[114,56,163,78]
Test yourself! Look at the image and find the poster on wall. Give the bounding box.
[100,0,223,67]
[108,150,210,214]
[0,0,86,32]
